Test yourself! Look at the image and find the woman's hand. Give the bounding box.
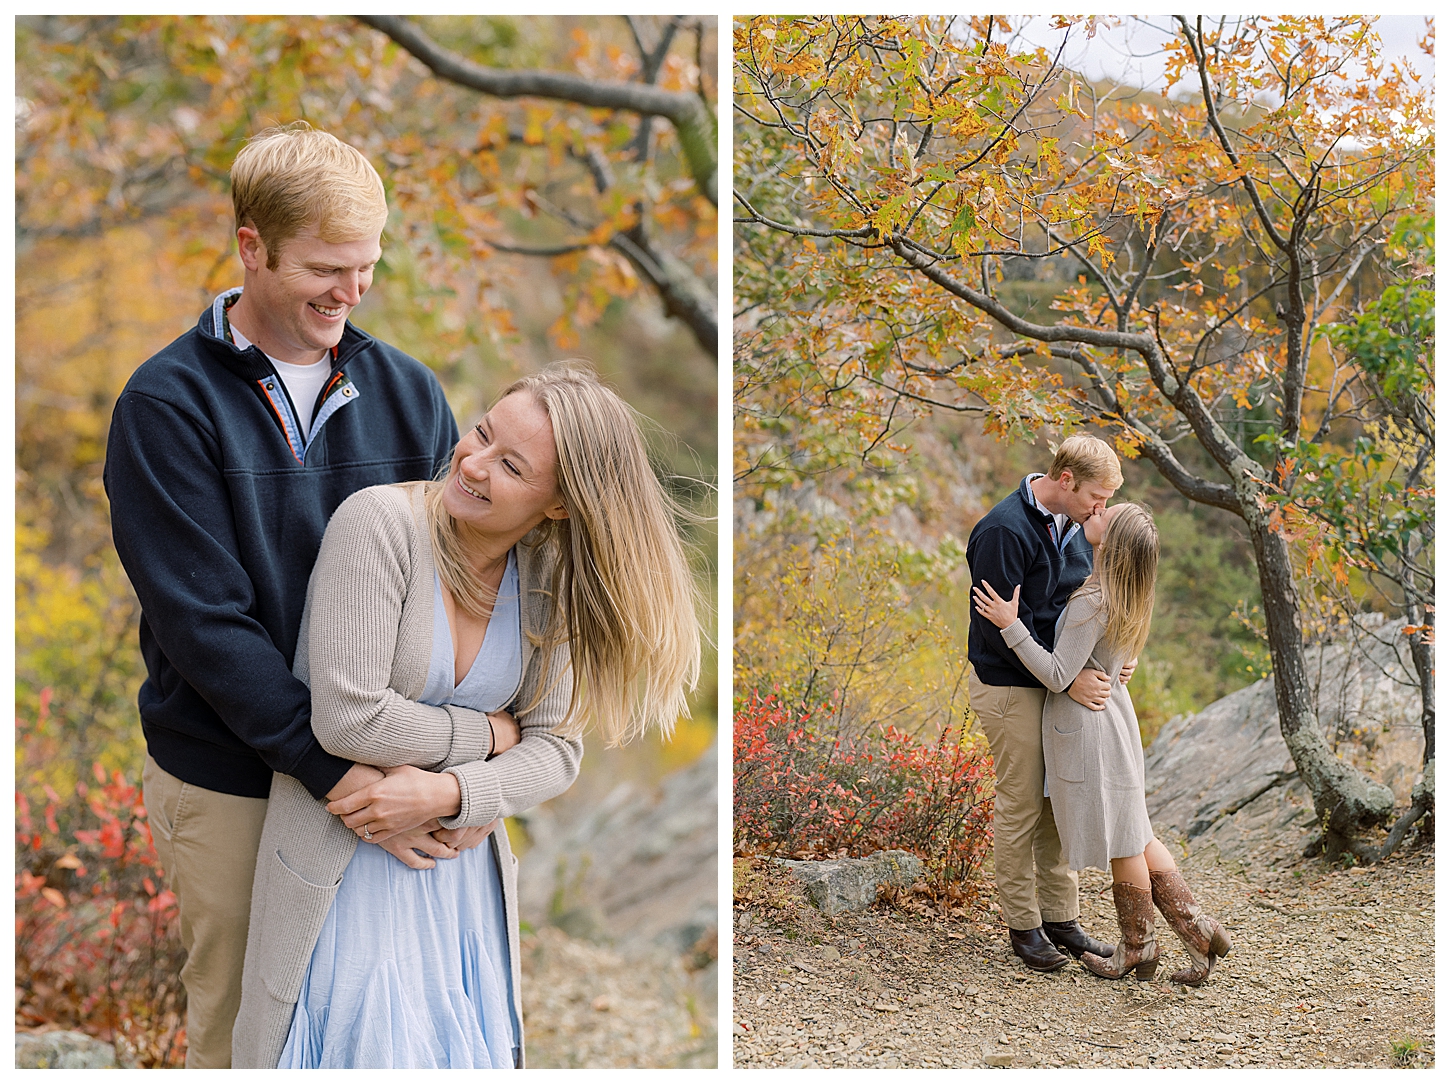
[971,580,1021,629]
[325,764,462,843]
[488,710,521,756]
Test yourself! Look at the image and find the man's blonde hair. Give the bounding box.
[1048,433,1123,490]
[231,121,387,268]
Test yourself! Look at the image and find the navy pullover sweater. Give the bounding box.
[966,476,1094,688]
[104,293,459,800]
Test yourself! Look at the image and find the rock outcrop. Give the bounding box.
[15,1030,120,1069]
[778,850,924,916]
[514,741,717,956]
[1144,618,1426,857]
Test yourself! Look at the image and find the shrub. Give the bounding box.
[735,523,971,741]
[733,691,994,887]
[16,693,187,1068]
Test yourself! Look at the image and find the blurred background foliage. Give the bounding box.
[16,12,716,919]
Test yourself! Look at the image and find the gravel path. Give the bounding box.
[520,927,717,1068]
[732,835,1434,1069]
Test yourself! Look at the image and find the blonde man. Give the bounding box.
[105,123,463,1067]
[965,434,1134,971]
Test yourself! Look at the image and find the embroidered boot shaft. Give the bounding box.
[1080,882,1159,981]
[1149,869,1232,986]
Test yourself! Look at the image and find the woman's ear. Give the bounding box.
[544,498,569,521]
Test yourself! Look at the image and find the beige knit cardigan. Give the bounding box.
[232,482,581,1068]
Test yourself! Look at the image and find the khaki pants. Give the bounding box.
[143,756,269,1069]
[968,674,1078,930]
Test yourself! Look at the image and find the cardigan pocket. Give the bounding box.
[1050,719,1087,783]
[258,848,344,1005]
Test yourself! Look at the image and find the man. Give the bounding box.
[105,123,468,1067]
[965,434,1133,972]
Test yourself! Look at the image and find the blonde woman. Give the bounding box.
[972,503,1231,985]
[232,363,701,1067]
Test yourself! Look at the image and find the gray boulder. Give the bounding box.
[1144,617,1426,857]
[779,850,923,916]
[15,1030,118,1069]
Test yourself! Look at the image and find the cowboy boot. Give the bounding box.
[1149,869,1233,986]
[1008,927,1070,973]
[1080,882,1159,981]
[1043,918,1115,960]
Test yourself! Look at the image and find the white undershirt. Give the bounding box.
[231,324,332,425]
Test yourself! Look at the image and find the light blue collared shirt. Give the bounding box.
[1023,473,1081,553]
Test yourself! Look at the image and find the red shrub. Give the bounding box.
[733,691,995,886]
[16,698,187,1067]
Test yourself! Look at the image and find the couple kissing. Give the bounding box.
[966,435,1231,985]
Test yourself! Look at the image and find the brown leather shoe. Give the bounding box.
[1149,869,1232,985]
[1080,882,1160,981]
[1043,918,1114,960]
[1008,926,1070,972]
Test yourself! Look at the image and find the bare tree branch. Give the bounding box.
[611,218,718,354]
[355,14,717,206]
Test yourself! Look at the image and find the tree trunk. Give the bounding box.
[1407,605,1434,768]
[1239,494,1397,851]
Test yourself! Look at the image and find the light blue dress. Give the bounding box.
[279,551,523,1068]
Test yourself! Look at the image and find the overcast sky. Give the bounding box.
[1010,15,1434,93]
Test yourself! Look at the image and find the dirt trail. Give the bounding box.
[520,927,716,1068]
[732,835,1434,1069]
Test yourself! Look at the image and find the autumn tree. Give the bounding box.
[734,15,1434,858]
[1273,215,1434,858]
[19,15,717,357]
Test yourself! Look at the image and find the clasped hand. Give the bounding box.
[372,819,500,871]
[326,764,461,842]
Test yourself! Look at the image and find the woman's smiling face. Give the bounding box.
[441,392,568,543]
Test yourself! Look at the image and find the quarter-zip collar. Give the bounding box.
[201,287,367,463]
[201,287,376,379]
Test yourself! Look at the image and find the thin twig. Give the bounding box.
[1068,1035,1127,1049]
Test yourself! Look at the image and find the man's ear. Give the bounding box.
[237,226,266,273]
[1056,468,1075,492]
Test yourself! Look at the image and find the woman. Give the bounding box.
[232,363,701,1067]
[972,502,1231,985]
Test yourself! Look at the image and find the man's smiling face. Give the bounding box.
[236,224,381,365]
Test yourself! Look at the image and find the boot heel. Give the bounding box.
[1135,957,1159,982]
[1210,924,1232,958]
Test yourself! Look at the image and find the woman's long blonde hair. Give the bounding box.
[425,362,702,746]
[1083,502,1159,661]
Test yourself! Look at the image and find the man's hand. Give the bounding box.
[378,821,459,870]
[1067,668,1111,711]
[433,819,500,852]
[325,761,384,803]
[488,711,521,756]
[1119,657,1138,685]
[325,764,462,842]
